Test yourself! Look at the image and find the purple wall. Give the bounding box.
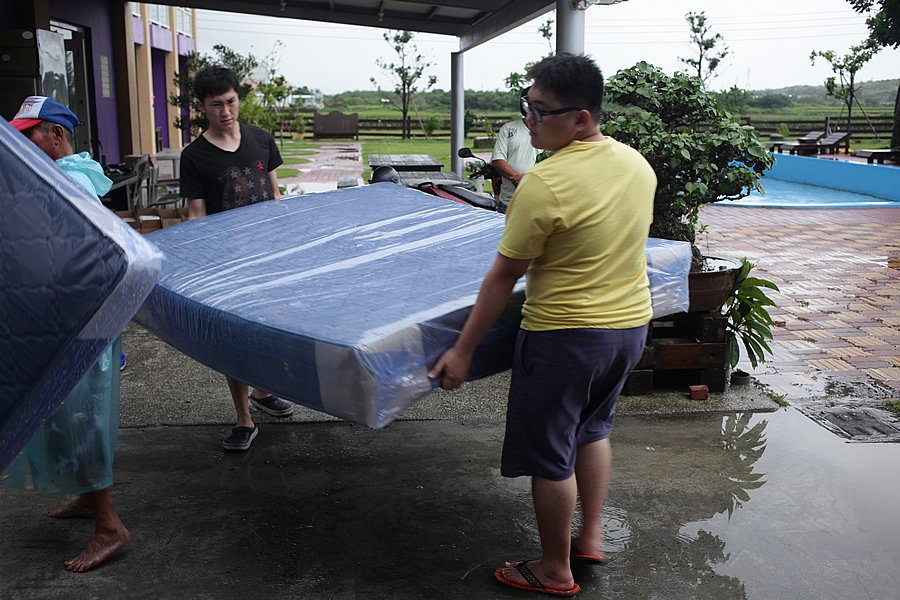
[132,15,144,45]
[152,49,169,149]
[49,0,121,162]
[149,23,172,52]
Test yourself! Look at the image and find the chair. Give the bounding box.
[122,154,150,210]
[788,131,850,156]
[154,148,182,189]
[313,111,359,139]
[775,131,825,153]
[816,131,850,155]
[852,148,900,164]
[146,189,185,209]
[797,130,826,144]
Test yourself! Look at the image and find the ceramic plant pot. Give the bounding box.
[688,257,741,313]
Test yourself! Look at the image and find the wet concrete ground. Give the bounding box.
[3,150,899,597]
[2,408,898,599]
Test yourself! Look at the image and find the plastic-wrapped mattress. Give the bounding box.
[135,184,690,428]
[0,119,162,471]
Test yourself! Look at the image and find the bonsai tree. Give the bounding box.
[601,62,773,268]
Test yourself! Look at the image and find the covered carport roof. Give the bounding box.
[156,0,557,51]
[150,0,621,173]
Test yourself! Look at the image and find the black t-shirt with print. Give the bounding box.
[179,123,284,215]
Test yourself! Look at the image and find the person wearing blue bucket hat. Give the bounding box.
[5,96,131,573]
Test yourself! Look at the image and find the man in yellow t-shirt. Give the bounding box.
[429,53,656,596]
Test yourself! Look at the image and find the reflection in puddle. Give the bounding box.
[585,408,900,599]
[718,413,768,518]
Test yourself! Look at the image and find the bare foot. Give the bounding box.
[48,499,94,520]
[571,535,605,561]
[64,526,130,573]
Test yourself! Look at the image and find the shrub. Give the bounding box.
[602,62,773,267]
[422,115,443,136]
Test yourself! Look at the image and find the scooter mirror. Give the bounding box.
[457,148,475,159]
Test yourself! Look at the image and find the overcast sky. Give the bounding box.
[195,0,900,95]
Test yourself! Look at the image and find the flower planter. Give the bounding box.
[688,257,741,313]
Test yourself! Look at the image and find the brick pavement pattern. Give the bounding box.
[701,206,900,401]
[279,141,363,192]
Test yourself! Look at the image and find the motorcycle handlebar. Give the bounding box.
[457,147,498,180]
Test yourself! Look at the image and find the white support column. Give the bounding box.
[556,0,585,55]
[450,51,465,177]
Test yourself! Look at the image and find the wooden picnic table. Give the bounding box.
[397,170,466,187]
[369,154,444,172]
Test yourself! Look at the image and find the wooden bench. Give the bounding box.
[313,111,359,139]
[853,148,900,165]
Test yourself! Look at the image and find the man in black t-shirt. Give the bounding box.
[181,66,295,451]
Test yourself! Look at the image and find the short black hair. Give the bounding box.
[527,53,604,120]
[193,66,241,102]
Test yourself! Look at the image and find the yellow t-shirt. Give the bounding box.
[498,138,656,331]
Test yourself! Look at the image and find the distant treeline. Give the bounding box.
[752,78,899,106]
[322,79,899,113]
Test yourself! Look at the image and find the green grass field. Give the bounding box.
[275,167,300,178]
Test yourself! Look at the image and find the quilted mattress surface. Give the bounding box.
[135,184,690,428]
[0,119,162,471]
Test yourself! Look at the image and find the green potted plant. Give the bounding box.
[722,259,779,384]
[601,62,774,271]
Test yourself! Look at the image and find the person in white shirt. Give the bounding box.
[491,87,540,209]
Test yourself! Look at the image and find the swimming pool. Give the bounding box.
[720,153,900,209]
[726,178,899,209]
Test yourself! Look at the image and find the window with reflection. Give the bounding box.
[148,4,170,28]
[176,8,193,37]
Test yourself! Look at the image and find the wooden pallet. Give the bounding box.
[623,313,729,394]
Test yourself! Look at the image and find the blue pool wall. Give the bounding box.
[765,153,900,202]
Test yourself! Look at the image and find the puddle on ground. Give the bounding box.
[574,408,900,599]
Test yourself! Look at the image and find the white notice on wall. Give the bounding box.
[100,56,111,98]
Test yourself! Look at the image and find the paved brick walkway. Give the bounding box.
[702,205,900,402]
[278,141,363,194]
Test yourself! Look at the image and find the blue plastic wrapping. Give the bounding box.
[135,184,690,428]
[0,118,162,472]
[645,237,692,318]
[6,338,121,494]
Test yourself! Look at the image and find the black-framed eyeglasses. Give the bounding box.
[520,97,584,122]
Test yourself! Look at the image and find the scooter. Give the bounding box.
[412,148,503,212]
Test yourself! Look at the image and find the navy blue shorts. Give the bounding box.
[500,326,648,481]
